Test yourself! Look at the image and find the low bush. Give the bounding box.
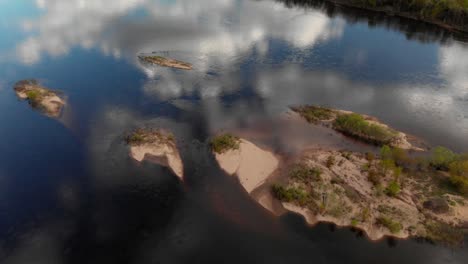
[385,181,401,197]
[430,146,458,170]
[211,134,240,154]
[376,216,402,234]
[271,184,310,206]
[289,164,322,183]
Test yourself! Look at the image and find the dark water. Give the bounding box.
[0,0,467,263]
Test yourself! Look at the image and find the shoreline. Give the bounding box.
[324,0,468,34]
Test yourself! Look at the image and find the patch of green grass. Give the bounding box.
[376,216,402,234]
[26,90,42,104]
[333,113,397,145]
[292,105,335,124]
[210,134,240,154]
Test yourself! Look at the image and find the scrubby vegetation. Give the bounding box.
[272,185,309,203]
[269,137,468,245]
[291,105,335,123]
[333,113,397,145]
[289,164,322,183]
[376,216,402,234]
[210,134,241,154]
[126,129,175,146]
[424,221,465,246]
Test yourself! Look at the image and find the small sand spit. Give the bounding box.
[127,129,184,180]
[14,79,65,117]
[138,55,192,70]
[215,139,279,193]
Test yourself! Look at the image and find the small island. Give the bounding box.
[211,134,279,193]
[14,79,65,118]
[292,105,421,150]
[138,54,193,70]
[126,128,184,180]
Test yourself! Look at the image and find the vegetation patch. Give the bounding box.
[126,129,175,146]
[138,55,192,70]
[211,134,240,154]
[385,181,401,197]
[289,164,322,183]
[424,221,465,246]
[271,184,311,206]
[376,216,402,234]
[333,113,397,145]
[291,105,335,123]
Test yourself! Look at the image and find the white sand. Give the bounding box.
[215,139,279,193]
[130,143,184,180]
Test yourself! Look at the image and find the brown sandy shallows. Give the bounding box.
[214,138,279,193]
[138,55,192,70]
[291,106,424,151]
[14,79,65,118]
[127,129,184,180]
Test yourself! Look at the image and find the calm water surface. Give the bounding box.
[0,0,467,263]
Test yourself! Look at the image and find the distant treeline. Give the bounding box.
[277,0,468,42]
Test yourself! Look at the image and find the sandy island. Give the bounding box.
[14,79,65,118]
[127,129,184,180]
[214,138,279,193]
[138,54,192,70]
[211,109,468,245]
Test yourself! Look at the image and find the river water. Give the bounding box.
[0,0,467,263]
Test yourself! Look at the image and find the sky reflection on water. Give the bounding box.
[0,0,468,263]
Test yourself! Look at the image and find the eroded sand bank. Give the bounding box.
[127,129,184,180]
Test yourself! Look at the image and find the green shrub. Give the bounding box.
[376,216,402,234]
[271,184,309,205]
[380,145,392,160]
[289,164,322,183]
[211,134,240,154]
[333,114,396,145]
[385,181,401,197]
[430,146,458,170]
[450,175,468,195]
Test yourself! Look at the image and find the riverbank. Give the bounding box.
[322,0,468,33]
